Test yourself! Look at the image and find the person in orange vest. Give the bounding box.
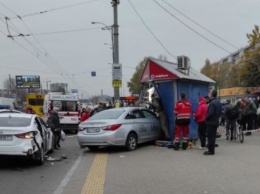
[173,93,192,150]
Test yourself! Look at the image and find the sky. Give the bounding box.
[0,0,259,98]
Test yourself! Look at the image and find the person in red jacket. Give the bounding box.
[173,93,192,150]
[194,97,208,149]
[80,107,90,122]
[25,105,35,114]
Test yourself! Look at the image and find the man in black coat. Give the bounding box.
[204,89,222,155]
[49,107,61,149]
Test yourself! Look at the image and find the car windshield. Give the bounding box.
[0,117,31,127]
[89,109,125,120]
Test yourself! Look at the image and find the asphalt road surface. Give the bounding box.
[0,133,81,194]
[1,129,260,194]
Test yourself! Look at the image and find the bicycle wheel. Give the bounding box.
[238,125,244,143]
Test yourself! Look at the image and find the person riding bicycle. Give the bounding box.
[224,100,240,141]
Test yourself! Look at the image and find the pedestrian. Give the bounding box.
[194,97,208,150]
[224,100,240,141]
[204,96,210,104]
[25,105,35,114]
[49,107,61,149]
[173,93,192,151]
[220,100,227,126]
[106,102,113,109]
[80,107,90,122]
[240,96,257,136]
[204,89,222,155]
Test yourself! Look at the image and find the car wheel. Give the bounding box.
[35,146,44,165]
[87,146,99,151]
[125,133,137,151]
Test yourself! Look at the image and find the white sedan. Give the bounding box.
[0,113,54,165]
[77,107,162,151]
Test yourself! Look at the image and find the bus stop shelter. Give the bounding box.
[139,57,215,141]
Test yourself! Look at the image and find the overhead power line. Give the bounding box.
[0,0,102,20]
[161,0,239,50]
[153,0,231,54]
[9,27,101,37]
[0,2,81,88]
[127,0,177,60]
[0,18,63,75]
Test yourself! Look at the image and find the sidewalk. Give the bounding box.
[61,130,260,194]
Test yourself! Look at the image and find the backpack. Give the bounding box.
[226,105,239,120]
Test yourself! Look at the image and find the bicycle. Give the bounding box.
[233,121,244,143]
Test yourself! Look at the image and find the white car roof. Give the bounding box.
[0,109,23,113]
[0,112,35,118]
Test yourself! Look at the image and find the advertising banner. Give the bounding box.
[16,75,40,88]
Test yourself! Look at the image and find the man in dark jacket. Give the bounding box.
[204,89,222,155]
[49,107,61,149]
[224,100,240,141]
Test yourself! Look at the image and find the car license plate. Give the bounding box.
[87,128,100,133]
[0,135,13,141]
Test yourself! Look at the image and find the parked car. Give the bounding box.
[0,113,54,165]
[77,107,162,151]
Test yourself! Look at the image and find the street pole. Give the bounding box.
[112,0,120,101]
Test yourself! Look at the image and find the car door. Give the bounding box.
[35,117,48,152]
[38,117,52,152]
[128,109,149,143]
[140,109,161,141]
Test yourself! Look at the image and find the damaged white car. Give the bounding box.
[0,113,54,165]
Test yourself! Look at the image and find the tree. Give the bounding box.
[200,59,211,76]
[3,76,16,93]
[239,25,260,86]
[127,57,147,95]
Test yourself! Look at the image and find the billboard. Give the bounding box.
[16,75,40,88]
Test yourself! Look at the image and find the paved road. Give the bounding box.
[0,134,82,194]
[1,129,260,194]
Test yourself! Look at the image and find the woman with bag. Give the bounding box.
[49,107,61,149]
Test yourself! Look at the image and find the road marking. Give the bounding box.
[81,154,108,194]
[53,153,83,194]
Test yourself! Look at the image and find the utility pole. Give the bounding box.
[111,0,120,102]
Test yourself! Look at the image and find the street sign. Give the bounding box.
[112,63,122,80]
[112,80,122,88]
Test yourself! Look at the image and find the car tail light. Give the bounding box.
[102,124,122,131]
[78,127,85,131]
[15,131,37,139]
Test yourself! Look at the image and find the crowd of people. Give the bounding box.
[172,90,260,156]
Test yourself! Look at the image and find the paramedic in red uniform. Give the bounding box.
[173,93,192,150]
